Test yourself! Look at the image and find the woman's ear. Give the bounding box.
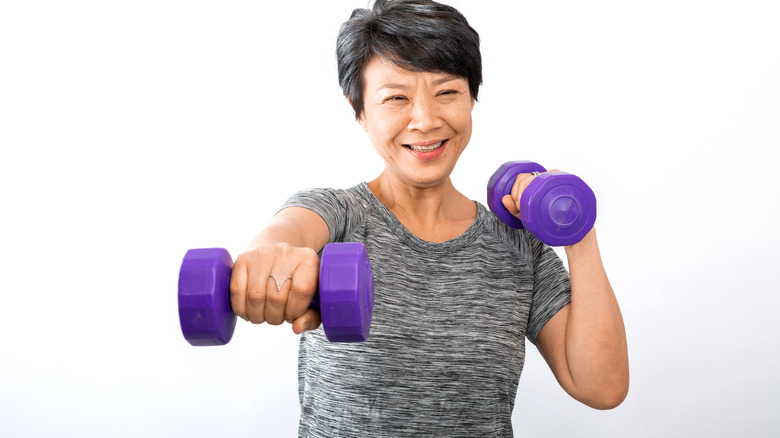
[350,98,368,132]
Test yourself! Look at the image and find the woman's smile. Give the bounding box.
[403,139,448,160]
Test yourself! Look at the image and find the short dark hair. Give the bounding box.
[336,0,482,119]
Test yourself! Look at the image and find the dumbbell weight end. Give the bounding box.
[318,243,375,343]
[522,172,597,246]
[178,248,236,346]
[486,160,547,229]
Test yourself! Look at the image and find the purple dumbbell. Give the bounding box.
[178,242,375,346]
[487,160,597,246]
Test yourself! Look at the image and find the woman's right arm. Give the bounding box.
[248,206,330,251]
[229,207,330,334]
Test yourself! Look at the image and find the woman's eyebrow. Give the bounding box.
[378,83,409,91]
[433,75,460,85]
[378,75,461,91]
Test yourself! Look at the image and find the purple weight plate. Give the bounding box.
[487,160,548,229]
[318,242,375,343]
[178,248,237,346]
[520,172,597,246]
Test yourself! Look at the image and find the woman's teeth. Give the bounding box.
[407,141,444,152]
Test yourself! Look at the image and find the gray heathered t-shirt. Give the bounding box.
[282,183,571,437]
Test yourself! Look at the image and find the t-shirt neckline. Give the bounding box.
[356,182,485,253]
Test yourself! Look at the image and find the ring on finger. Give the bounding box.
[269,273,293,292]
[530,171,541,177]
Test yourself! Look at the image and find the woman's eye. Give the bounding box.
[384,96,407,103]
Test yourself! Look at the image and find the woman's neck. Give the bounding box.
[367,172,476,243]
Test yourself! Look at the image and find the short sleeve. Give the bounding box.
[525,239,572,344]
[280,186,367,244]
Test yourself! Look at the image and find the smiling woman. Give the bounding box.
[225,0,628,436]
[358,56,476,213]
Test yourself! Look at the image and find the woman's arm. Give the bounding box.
[535,228,629,409]
[247,206,330,251]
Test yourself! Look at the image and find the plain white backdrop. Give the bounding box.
[1,1,778,436]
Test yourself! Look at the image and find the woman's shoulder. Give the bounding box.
[476,201,538,261]
[283,182,371,209]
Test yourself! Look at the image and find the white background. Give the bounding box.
[1,1,778,437]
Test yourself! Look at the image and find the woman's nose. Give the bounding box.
[407,98,443,133]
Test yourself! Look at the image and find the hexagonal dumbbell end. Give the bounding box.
[522,171,597,246]
[487,160,597,246]
[178,248,237,346]
[487,160,547,229]
[318,242,375,343]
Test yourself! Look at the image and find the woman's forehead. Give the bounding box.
[364,57,466,89]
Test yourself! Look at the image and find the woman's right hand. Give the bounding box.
[229,242,323,334]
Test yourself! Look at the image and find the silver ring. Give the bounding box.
[269,273,293,292]
[530,171,541,177]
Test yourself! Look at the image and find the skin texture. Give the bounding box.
[229,55,628,409]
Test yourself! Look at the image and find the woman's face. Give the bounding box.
[358,56,475,189]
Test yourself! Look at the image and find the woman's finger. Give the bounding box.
[284,249,320,324]
[291,308,323,335]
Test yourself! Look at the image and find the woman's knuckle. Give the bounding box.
[266,290,287,307]
[246,288,266,307]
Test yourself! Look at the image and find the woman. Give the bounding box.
[229,0,628,436]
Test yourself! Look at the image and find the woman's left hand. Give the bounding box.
[500,169,559,219]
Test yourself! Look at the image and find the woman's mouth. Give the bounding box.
[404,140,446,152]
[402,140,448,161]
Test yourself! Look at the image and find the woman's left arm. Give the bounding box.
[535,228,629,409]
